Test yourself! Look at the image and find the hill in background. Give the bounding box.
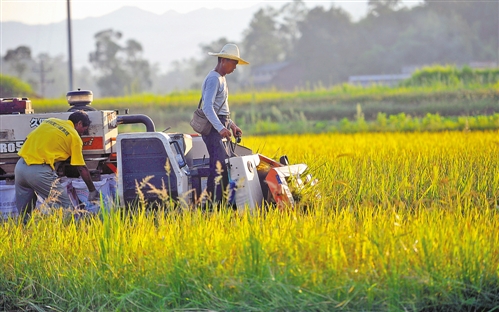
[1,6,257,72]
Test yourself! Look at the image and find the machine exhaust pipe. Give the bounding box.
[117,114,156,132]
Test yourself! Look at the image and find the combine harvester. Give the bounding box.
[0,90,317,216]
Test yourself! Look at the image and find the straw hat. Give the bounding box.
[208,43,249,65]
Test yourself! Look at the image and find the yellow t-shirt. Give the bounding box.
[18,118,85,170]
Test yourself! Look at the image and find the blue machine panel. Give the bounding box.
[120,137,177,207]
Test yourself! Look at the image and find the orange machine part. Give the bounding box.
[82,137,104,150]
[265,168,295,210]
[258,154,283,168]
[105,162,118,173]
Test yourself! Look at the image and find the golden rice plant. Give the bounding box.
[1,130,499,311]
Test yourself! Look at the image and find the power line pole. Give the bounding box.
[33,58,54,98]
[67,0,74,91]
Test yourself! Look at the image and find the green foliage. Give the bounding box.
[2,46,32,79]
[294,6,356,86]
[243,113,499,135]
[242,7,283,67]
[256,1,498,88]
[0,74,34,98]
[89,29,151,97]
[241,1,307,68]
[401,65,499,87]
[29,79,499,135]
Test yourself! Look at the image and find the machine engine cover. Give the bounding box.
[227,154,264,210]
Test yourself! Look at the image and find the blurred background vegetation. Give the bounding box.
[1,0,498,135]
[1,0,497,98]
[8,65,494,135]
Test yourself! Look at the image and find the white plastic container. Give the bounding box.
[101,174,117,200]
[71,178,113,213]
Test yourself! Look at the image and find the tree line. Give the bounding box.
[1,0,497,98]
[238,0,498,89]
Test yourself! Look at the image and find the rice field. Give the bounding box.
[32,84,499,137]
[1,130,499,311]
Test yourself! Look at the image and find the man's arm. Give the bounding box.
[76,165,98,201]
[202,76,225,132]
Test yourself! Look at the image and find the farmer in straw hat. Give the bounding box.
[201,43,249,205]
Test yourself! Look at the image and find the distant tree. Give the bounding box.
[242,7,283,67]
[151,38,236,95]
[423,0,498,62]
[354,2,493,77]
[294,6,356,87]
[123,39,152,94]
[368,0,401,16]
[274,0,309,60]
[392,11,477,66]
[2,46,32,79]
[89,29,151,96]
[89,29,123,73]
[1,47,71,98]
[0,74,34,98]
[354,5,416,75]
[89,29,127,96]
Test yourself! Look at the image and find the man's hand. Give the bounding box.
[220,122,242,140]
[219,128,232,139]
[232,126,243,137]
[230,123,243,138]
[88,190,99,202]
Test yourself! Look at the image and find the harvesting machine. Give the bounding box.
[0,90,317,211]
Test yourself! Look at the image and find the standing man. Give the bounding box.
[15,110,98,217]
[201,43,249,204]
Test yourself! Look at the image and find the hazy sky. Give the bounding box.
[1,0,423,25]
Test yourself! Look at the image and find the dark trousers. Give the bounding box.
[202,117,229,203]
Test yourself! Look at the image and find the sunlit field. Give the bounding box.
[2,131,499,311]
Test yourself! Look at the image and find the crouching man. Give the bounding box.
[14,110,98,217]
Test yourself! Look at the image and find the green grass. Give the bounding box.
[31,84,499,136]
[33,82,499,110]
[2,205,499,311]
